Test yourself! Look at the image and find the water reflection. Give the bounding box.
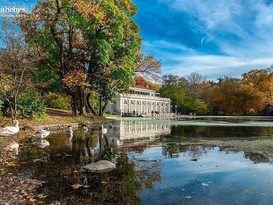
[162,143,207,159]
[105,120,171,146]
[10,120,273,204]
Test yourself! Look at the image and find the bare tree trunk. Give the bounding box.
[98,96,102,116]
[101,100,108,116]
[78,87,87,116]
[71,93,78,116]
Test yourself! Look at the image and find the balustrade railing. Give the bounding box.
[122,93,171,101]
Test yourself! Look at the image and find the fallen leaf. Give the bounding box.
[37,193,47,198]
[29,198,36,202]
[71,183,82,189]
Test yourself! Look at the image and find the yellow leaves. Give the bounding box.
[73,0,105,22]
[71,183,82,189]
[37,193,48,199]
[29,198,37,203]
[0,73,12,92]
[5,161,16,167]
[50,201,61,205]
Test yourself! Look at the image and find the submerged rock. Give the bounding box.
[83,160,116,173]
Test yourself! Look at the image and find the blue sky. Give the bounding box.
[133,0,273,80]
[1,0,273,80]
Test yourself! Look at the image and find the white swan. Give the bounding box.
[66,126,73,137]
[5,142,19,155]
[100,125,107,134]
[1,120,20,135]
[33,128,50,138]
[33,139,50,148]
[82,125,89,133]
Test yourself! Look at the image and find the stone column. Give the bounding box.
[120,99,123,114]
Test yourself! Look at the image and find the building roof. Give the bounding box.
[130,85,156,92]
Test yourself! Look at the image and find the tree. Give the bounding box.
[162,75,188,87]
[186,72,207,98]
[160,84,187,113]
[160,74,209,114]
[135,54,161,81]
[199,76,265,115]
[134,75,148,87]
[241,69,271,113]
[19,0,142,116]
[0,18,38,119]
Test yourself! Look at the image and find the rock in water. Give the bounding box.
[83,160,116,173]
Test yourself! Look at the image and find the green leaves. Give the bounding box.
[19,0,142,115]
[18,89,46,119]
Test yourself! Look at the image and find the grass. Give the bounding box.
[0,108,113,129]
[103,113,120,119]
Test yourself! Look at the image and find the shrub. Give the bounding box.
[43,92,70,109]
[18,89,46,119]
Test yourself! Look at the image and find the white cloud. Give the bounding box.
[140,0,273,80]
[162,54,273,80]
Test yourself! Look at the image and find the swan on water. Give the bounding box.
[33,139,50,148]
[82,124,89,133]
[33,128,50,138]
[66,125,73,137]
[100,125,107,134]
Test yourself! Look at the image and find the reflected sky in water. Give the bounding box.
[112,119,273,205]
[135,146,273,205]
[15,119,273,204]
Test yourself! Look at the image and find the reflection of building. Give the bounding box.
[105,121,171,146]
[107,86,171,116]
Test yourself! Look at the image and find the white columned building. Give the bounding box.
[107,86,171,116]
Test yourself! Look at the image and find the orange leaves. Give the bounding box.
[62,69,88,88]
[134,75,148,87]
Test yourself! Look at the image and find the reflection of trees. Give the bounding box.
[15,138,142,204]
[162,143,207,159]
[244,152,269,163]
[73,134,88,164]
[162,143,185,158]
[186,145,207,159]
[83,152,141,205]
[171,126,206,138]
[171,125,273,138]
[71,130,101,164]
[134,159,162,189]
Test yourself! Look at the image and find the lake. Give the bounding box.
[13,119,273,204]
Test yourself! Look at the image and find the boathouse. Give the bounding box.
[107,86,171,116]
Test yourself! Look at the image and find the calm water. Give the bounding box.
[12,119,273,204]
